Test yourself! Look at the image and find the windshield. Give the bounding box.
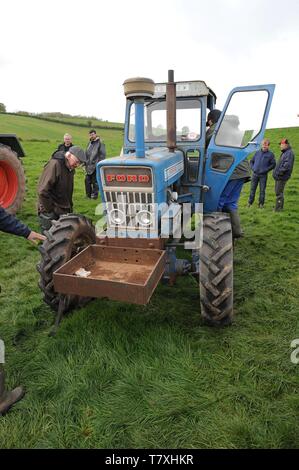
[129,99,201,143]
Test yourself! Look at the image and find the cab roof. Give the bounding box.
[153,80,217,100]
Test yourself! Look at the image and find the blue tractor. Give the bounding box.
[38,71,275,328]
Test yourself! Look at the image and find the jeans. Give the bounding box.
[85,171,99,198]
[218,179,246,211]
[248,173,268,205]
[274,179,287,210]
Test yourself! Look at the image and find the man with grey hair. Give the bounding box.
[247,139,276,208]
[56,133,73,154]
[37,146,86,232]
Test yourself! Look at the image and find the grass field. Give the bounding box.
[0,114,298,449]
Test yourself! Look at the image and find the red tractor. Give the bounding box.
[0,134,26,214]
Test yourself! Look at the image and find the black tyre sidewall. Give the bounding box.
[37,214,96,312]
[199,212,233,326]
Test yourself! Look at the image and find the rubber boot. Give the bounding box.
[0,368,25,416]
[274,196,284,212]
[228,210,244,239]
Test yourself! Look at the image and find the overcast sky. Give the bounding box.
[1,0,298,129]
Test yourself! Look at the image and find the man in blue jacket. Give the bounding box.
[0,206,45,415]
[0,206,46,241]
[247,139,276,208]
[273,138,295,211]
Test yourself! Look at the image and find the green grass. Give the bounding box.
[0,118,298,448]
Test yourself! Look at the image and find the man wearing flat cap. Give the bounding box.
[37,146,86,232]
[273,138,294,211]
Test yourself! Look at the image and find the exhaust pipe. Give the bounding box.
[167,70,176,153]
[135,99,145,158]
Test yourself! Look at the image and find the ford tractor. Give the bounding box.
[0,134,26,214]
[37,71,274,329]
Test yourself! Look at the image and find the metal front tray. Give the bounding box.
[53,245,166,305]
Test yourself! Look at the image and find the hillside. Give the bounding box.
[1,111,123,130]
[0,113,123,157]
[0,115,298,449]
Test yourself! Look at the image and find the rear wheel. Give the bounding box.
[199,213,233,326]
[37,214,96,312]
[0,145,26,214]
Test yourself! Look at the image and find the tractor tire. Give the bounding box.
[37,214,96,312]
[0,145,26,214]
[199,212,233,326]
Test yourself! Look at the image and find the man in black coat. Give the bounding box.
[0,207,45,415]
[85,129,106,199]
[54,133,73,154]
[273,138,295,211]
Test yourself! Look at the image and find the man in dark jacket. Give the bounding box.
[85,129,106,199]
[0,207,45,415]
[205,109,222,148]
[273,138,294,211]
[206,109,250,238]
[55,133,73,154]
[37,146,86,232]
[247,139,276,208]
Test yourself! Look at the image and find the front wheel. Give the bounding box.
[199,213,233,326]
[37,214,96,312]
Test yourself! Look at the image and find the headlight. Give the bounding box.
[137,210,152,227]
[109,209,126,225]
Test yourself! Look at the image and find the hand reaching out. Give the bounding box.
[27,231,46,243]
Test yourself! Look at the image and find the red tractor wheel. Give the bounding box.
[0,145,26,214]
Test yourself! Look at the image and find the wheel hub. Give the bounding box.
[0,162,18,208]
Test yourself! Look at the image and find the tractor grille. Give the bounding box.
[104,190,156,229]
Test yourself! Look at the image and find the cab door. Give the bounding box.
[203,84,275,212]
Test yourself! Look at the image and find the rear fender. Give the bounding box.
[0,134,25,157]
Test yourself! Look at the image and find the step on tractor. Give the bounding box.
[38,71,275,329]
[0,134,26,214]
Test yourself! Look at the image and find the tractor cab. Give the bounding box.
[123,79,216,189]
[122,78,217,206]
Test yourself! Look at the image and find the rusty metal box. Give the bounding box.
[53,244,166,305]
